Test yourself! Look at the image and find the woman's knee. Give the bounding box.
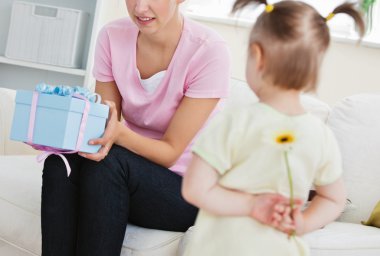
[80,146,128,186]
[42,154,82,184]
[79,145,149,189]
[101,145,141,177]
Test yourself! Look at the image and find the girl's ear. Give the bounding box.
[249,43,265,71]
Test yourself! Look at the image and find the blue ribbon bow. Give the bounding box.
[35,83,100,103]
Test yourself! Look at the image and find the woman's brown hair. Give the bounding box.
[232,0,365,91]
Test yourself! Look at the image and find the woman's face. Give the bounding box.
[126,0,183,34]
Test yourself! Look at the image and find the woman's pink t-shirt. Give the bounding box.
[93,17,230,175]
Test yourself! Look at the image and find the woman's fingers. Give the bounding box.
[76,101,118,162]
[78,143,111,162]
[89,138,104,146]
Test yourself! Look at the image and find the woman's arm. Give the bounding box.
[95,81,122,120]
[116,96,219,167]
[182,154,290,223]
[81,81,219,167]
[291,178,346,235]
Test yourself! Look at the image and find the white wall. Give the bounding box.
[99,3,380,105]
[194,20,380,105]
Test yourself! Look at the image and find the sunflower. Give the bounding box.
[275,131,296,145]
[274,131,296,205]
[264,128,297,237]
[265,129,297,152]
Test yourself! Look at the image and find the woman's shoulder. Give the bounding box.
[183,17,226,45]
[100,18,136,35]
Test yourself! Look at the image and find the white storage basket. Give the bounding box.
[5,1,89,68]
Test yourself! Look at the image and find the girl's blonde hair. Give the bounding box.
[232,0,365,91]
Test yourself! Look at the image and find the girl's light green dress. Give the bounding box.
[184,103,343,256]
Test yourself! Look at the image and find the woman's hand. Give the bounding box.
[79,100,121,162]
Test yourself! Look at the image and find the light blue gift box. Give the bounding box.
[10,90,109,153]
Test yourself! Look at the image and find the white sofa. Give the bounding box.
[1,80,380,256]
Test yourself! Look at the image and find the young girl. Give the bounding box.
[182,1,364,255]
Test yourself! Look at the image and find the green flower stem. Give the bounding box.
[284,150,296,239]
[284,151,294,211]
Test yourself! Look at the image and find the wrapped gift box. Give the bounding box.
[10,90,109,153]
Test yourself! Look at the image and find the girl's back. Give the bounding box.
[185,103,341,256]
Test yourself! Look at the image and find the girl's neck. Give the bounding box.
[258,84,305,116]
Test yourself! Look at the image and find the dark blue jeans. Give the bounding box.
[41,145,198,256]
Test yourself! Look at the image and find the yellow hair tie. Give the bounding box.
[265,4,274,13]
[325,12,335,22]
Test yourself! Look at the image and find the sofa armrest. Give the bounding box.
[328,93,380,224]
[0,87,37,155]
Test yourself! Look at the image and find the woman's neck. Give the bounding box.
[139,12,183,50]
[258,84,305,116]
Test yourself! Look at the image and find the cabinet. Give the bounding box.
[0,0,127,91]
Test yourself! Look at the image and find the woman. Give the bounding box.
[41,0,230,255]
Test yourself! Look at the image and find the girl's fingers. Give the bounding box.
[274,204,285,213]
[272,212,283,222]
[293,199,304,206]
[282,206,291,217]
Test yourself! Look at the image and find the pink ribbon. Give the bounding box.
[27,92,91,176]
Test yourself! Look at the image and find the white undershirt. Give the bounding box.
[137,69,166,94]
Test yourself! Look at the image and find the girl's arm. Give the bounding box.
[80,81,219,167]
[182,154,290,223]
[292,177,346,235]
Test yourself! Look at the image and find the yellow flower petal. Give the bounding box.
[275,132,296,144]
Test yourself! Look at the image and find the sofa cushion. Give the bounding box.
[304,222,380,256]
[327,93,380,224]
[121,225,183,256]
[178,222,380,256]
[0,156,42,255]
[0,240,37,256]
[0,155,183,256]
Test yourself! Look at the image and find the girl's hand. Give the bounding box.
[250,193,290,226]
[272,201,304,236]
[289,205,306,236]
[79,100,121,162]
[251,194,304,234]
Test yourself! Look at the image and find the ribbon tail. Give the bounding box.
[36,152,72,177]
[36,152,52,163]
[57,154,72,177]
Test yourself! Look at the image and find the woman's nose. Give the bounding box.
[135,0,149,13]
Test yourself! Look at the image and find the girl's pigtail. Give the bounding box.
[232,0,268,13]
[329,2,365,38]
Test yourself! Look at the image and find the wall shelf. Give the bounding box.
[0,0,127,90]
[0,56,86,76]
